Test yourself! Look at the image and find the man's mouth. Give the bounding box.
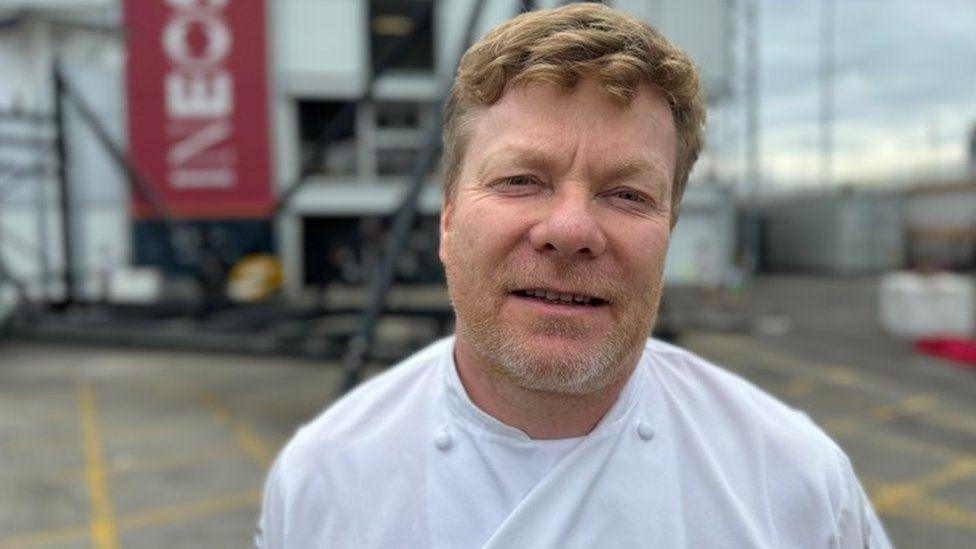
[512,289,608,307]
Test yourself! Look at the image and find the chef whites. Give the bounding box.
[255,338,890,548]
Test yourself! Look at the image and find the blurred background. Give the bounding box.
[0,0,974,547]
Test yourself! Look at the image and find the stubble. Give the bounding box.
[444,241,662,396]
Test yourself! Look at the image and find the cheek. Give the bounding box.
[455,206,528,258]
[616,225,670,280]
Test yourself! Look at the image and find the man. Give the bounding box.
[257,4,891,547]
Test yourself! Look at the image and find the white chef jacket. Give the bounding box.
[256,337,891,548]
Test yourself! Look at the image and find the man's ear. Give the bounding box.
[438,194,452,263]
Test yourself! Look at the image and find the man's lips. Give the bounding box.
[510,288,609,306]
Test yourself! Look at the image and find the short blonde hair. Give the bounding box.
[442,2,706,225]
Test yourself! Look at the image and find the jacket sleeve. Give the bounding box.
[835,450,893,549]
[254,454,286,549]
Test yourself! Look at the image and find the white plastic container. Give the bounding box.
[879,272,975,338]
[109,268,165,305]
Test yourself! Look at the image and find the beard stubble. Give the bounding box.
[444,241,662,396]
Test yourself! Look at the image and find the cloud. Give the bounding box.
[755,0,976,185]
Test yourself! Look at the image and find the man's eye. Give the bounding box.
[504,175,535,186]
[616,189,645,202]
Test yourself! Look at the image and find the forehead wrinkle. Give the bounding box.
[596,158,669,189]
[475,143,561,182]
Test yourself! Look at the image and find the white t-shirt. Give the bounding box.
[256,337,891,548]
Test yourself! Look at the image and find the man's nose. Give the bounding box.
[528,188,607,259]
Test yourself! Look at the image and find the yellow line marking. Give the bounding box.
[882,492,976,530]
[199,390,273,469]
[235,423,273,468]
[872,457,976,512]
[785,378,815,397]
[820,417,860,436]
[823,366,860,386]
[918,406,976,437]
[116,489,261,532]
[77,380,119,549]
[689,334,976,442]
[686,335,868,391]
[871,393,939,422]
[101,418,210,440]
[18,442,248,486]
[821,392,944,440]
[105,444,245,477]
[0,490,260,548]
[870,427,970,462]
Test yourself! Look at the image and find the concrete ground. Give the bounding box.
[1,275,974,547]
[0,346,340,548]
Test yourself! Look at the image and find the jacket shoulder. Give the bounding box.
[275,337,449,487]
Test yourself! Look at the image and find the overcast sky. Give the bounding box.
[733,0,976,189]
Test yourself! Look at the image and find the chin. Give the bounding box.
[478,329,632,396]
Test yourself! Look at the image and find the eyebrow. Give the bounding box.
[600,159,667,185]
[476,145,555,182]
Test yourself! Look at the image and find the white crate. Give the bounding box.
[879,272,975,338]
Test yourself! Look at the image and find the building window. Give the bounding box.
[369,0,435,73]
[376,102,421,129]
[298,101,356,177]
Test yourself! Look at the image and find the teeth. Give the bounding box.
[523,289,595,304]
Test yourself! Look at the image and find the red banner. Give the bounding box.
[124,0,273,220]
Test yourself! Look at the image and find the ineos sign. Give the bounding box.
[125,0,272,219]
[163,0,234,188]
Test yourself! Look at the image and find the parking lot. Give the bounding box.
[1,276,975,547]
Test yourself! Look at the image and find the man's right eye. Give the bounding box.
[504,175,534,186]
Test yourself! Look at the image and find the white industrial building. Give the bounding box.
[759,188,905,275]
[0,0,737,304]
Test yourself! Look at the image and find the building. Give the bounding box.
[0,0,734,303]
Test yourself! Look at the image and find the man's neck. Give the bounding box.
[453,339,638,439]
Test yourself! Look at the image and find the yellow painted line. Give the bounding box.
[871,393,939,422]
[820,393,937,430]
[784,378,815,397]
[823,366,860,386]
[822,415,971,464]
[77,380,119,549]
[882,492,976,530]
[235,423,273,468]
[689,335,976,439]
[869,426,970,463]
[199,390,273,469]
[872,457,976,512]
[686,335,871,391]
[0,490,261,548]
[23,443,246,486]
[105,444,244,476]
[918,406,976,438]
[101,418,204,440]
[117,489,261,532]
[820,417,861,437]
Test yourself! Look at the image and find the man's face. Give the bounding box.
[440,79,677,395]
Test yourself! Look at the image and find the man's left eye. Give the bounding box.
[505,175,534,186]
[616,190,645,202]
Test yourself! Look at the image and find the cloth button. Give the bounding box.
[636,420,655,441]
[434,428,452,451]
